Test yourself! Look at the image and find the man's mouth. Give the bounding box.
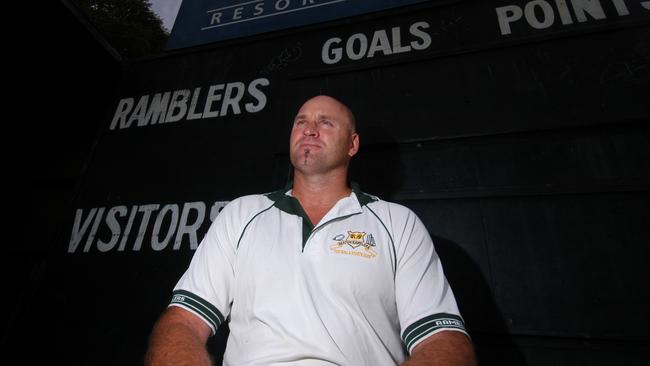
[299,141,322,149]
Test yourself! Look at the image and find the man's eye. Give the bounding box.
[295,120,305,125]
[321,120,333,126]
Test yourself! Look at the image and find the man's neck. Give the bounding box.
[291,169,352,223]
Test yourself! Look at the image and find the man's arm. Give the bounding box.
[401,330,476,366]
[145,306,213,366]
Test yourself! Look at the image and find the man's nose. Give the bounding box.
[304,121,318,136]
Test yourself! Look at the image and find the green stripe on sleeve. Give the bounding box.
[170,290,225,331]
[402,313,466,352]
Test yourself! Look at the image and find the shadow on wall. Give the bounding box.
[432,234,528,365]
[350,126,528,365]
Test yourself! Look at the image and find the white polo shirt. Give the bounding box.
[170,185,467,365]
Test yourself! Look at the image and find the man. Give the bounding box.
[146,95,476,365]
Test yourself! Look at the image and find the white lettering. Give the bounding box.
[84,207,105,252]
[165,89,190,123]
[322,37,343,64]
[186,87,203,120]
[409,21,431,50]
[391,26,411,54]
[118,205,138,251]
[174,202,206,250]
[233,7,243,20]
[210,201,229,222]
[572,0,605,22]
[346,33,368,61]
[221,82,245,116]
[129,95,149,127]
[610,0,629,15]
[496,5,524,35]
[321,21,431,65]
[133,204,160,251]
[555,0,574,25]
[525,0,555,29]
[210,12,222,25]
[146,92,171,125]
[245,78,270,113]
[275,0,290,11]
[496,0,630,36]
[97,206,127,252]
[254,3,264,15]
[69,201,231,253]
[110,98,134,130]
[68,208,97,253]
[151,204,180,251]
[367,30,392,58]
[202,84,224,118]
[110,79,270,130]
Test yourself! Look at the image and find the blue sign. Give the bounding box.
[166,0,434,49]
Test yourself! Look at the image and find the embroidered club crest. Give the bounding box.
[330,231,377,259]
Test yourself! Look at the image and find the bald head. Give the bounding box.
[297,95,356,132]
[289,94,360,176]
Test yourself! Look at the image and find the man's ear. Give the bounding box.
[348,133,360,157]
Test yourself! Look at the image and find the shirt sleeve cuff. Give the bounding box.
[402,313,468,354]
[169,289,225,335]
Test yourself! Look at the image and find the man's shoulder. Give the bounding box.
[219,193,276,217]
[232,192,275,203]
[363,193,415,217]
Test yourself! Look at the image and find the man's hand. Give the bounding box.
[145,306,213,366]
[401,330,477,366]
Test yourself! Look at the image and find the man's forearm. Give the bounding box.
[401,331,476,366]
[145,309,213,366]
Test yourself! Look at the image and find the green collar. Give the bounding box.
[265,181,377,248]
[266,181,376,215]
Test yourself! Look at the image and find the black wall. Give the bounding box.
[4,1,649,365]
[4,0,121,362]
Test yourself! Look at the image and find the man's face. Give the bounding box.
[289,96,359,176]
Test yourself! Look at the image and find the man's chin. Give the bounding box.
[293,161,327,176]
